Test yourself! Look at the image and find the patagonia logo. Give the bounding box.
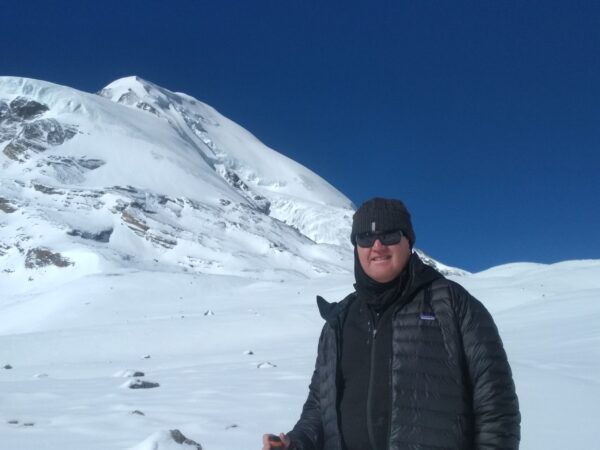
[420,313,436,321]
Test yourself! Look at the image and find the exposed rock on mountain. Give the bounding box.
[24,248,73,269]
[0,197,17,213]
[4,97,49,120]
[1,97,78,162]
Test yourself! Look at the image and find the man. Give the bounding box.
[263,198,520,449]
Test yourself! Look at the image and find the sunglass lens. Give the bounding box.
[380,230,403,245]
[356,234,375,247]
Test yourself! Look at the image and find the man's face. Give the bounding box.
[357,234,411,283]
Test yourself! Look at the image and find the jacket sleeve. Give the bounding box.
[286,328,326,450]
[452,283,521,449]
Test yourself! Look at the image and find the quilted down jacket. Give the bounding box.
[287,254,520,450]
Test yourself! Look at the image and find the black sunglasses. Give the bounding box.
[355,230,404,248]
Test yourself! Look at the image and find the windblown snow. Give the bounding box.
[1,77,598,450]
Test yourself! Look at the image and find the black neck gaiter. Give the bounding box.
[353,248,408,313]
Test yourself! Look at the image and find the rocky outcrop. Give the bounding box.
[1,97,77,162]
[169,430,203,449]
[120,201,178,249]
[67,228,113,243]
[6,97,49,120]
[123,379,160,389]
[0,197,17,213]
[25,248,74,269]
[40,156,106,184]
[0,242,11,256]
[217,166,271,214]
[32,183,63,195]
[121,210,150,235]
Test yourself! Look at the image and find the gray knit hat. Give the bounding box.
[351,197,416,247]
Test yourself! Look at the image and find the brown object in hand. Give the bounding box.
[268,435,283,448]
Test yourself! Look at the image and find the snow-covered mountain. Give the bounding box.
[0,76,463,289]
[0,76,361,288]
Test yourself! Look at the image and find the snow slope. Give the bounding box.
[1,260,599,449]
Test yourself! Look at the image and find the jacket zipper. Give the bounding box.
[386,308,399,449]
[366,311,378,450]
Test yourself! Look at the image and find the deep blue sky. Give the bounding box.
[2,0,599,271]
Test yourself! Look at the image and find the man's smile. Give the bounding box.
[371,255,391,262]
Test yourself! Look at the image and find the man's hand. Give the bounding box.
[262,433,291,449]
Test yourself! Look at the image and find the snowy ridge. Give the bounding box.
[414,248,469,276]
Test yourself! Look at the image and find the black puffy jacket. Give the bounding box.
[288,254,520,450]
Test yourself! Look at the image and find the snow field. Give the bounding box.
[1,262,600,449]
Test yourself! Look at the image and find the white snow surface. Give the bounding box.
[1,260,599,450]
[2,76,599,449]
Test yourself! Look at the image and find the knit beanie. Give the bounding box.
[351,197,416,248]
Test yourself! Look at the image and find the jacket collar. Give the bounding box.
[316,253,444,324]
